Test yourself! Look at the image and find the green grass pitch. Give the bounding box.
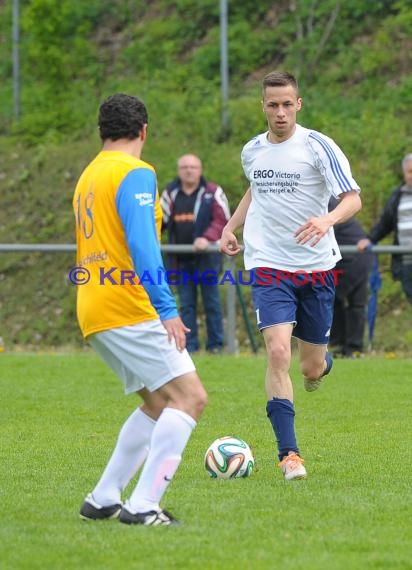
[1,352,411,570]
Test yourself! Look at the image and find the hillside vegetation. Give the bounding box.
[0,0,411,350]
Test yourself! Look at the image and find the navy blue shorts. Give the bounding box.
[251,268,336,345]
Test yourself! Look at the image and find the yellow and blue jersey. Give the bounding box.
[73,150,178,338]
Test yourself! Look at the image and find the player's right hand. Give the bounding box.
[161,316,190,352]
[220,229,241,256]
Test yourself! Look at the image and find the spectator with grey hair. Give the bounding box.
[161,154,230,354]
[358,153,412,303]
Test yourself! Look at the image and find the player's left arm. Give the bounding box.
[327,190,362,224]
[116,169,191,350]
[296,190,361,246]
[116,168,178,321]
[297,132,361,246]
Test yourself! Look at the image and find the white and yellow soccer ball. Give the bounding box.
[204,436,254,479]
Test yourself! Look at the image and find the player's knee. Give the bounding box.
[174,382,208,421]
[266,341,290,368]
[194,385,208,416]
[185,383,208,418]
[300,360,324,380]
[175,393,207,423]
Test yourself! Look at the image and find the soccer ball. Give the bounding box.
[204,436,254,479]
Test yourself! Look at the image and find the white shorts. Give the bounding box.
[88,320,196,394]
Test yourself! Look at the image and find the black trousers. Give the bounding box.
[330,253,373,355]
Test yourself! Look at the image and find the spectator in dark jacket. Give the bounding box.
[160,154,230,353]
[329,197,373,357]
[358,153,412,303]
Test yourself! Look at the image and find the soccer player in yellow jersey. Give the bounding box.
[74,94,207,526]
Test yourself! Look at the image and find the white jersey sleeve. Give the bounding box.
[307,130,359,198]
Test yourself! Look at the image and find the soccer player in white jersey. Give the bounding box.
[220,71,362,481]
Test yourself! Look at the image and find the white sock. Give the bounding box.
[92,407,155,506]
[126,407,196,514]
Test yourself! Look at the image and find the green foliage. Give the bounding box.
[0,2,12,79]
[191,22,275,82]
[280,0,403,79]
[21,0,103,84]
[9,0,112,139]
[121,19,187,77]
[358,3,412,77]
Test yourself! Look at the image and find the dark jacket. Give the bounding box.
[334,219,366,244]
[160,176,230,271]
[367,184,403,279]
[330,206,367,247]
[329,198,373,298]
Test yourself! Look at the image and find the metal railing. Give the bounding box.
[1,243,411,354]
[2,243,412,254]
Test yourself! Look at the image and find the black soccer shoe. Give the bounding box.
[80,494,122,521]
[119,507,180,526]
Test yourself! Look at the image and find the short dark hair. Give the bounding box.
[98,94,148,141]
[262,71,299,95]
